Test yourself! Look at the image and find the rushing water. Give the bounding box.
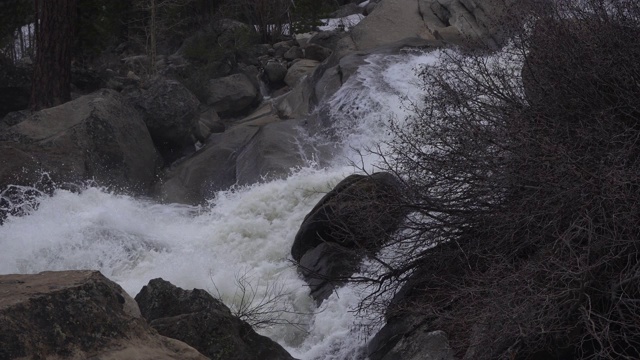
[0,50,439,359]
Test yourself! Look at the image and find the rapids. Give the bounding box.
[0,50,439,360]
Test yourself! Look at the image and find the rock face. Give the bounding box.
[135,278,296,360]
[123,76,200,157]
[0,271,207,360]
[292,172,405,303]
[0,89,162,193]
[207,73,260,117]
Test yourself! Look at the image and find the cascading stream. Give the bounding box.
[0,49,439,360]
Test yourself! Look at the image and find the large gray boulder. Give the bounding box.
[349,0,436,50]
[135,278,297,360]
[350,0,518,50]
[123,76,200,154]
[207,73,260,117]
[264,60,288,85]
[291,173,406,303]
[0,271,207,360]
[235,119,311,186]
[157,119,310,204]
[0,89,162,194]
[157,125,258,204]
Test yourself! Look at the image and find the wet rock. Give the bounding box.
[207,73,260,117]
[135,278,297,360]
[157,117,311,205]
[0,89,162,194]
[157,125,258,204]
[235,119,312,186]
[284,59,320,88]
[298,242,361,304]
[123,76,200,160]
[0,271,207,360]
[291,172,406,303]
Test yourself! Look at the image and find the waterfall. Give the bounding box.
[0,49,439,360]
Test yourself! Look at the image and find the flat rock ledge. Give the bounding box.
[0,271,207,360]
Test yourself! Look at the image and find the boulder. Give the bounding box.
[157,118,311,204]
[123,76,200,158]
[349,0,518,50]
[283,46,304,61]
[0,271,207,360]
[304,44,333,62]
[298,242,361,304]
[308,30,346,51]
[275,77,313,119]
[0,89,162,194]
[284,59,320,88]
[364,2,378,15]
[235,119,312,186]
[349,0,435,50]
[264,61,288,85]
[135,278,297,360]
[157,125,258,204]
[291,173,406,303]
[207,73,260,117]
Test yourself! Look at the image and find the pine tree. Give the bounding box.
[30,0,77,110]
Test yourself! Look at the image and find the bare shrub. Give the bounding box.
[361,0,640,359]
[209,270,311,330]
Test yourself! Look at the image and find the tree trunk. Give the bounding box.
[30,0,77,110]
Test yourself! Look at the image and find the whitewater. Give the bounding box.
[0,50,438,359]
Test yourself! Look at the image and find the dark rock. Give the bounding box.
[298,243,361,303]
[368,315,455,360]
[264,61,288,85]
[291,172,406,303]
[207,73,260,117]
[135,278,297,360]
[0,89,162,194]
[291,172,405,261]
[123,76,200,160]
[0,271,207,360]
[304,44,333,62]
